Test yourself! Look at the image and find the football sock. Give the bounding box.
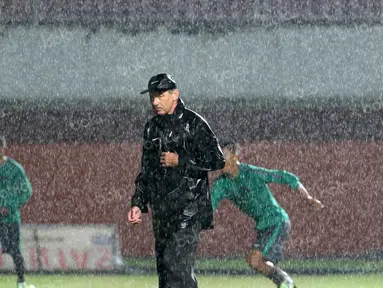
[266,265,293,286]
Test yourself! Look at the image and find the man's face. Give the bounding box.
[150,89,179,115]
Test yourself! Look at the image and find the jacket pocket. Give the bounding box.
[166,177,198,210]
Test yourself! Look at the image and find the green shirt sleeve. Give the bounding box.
[252,166,301,190]
[211,177,227,211]
[12,162,33,208]
[0,161,32,212]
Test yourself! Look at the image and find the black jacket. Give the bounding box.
[131,98,225,233]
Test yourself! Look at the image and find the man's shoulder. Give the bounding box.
[240,163,265,177]
[144,116,160,129]
[183,108,212,128]
[240,163,256,171]
[184,108,205,121]
[140,118,156,140]
[4,158,26,173]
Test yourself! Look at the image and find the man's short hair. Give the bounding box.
[220,138,237,154]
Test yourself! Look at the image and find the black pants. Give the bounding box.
[155,221,201,288]
[0,222,25,283]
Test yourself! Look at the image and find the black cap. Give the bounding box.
[140,73,177,94]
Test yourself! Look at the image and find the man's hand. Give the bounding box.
[160,152,179,167]
[297,184,324,210]
[127,206,142,225]
[308,196,324,210]
[0,208,8,216]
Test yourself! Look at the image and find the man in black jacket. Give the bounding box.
[128,73,225,288]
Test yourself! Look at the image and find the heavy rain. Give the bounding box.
[0,1,382,288]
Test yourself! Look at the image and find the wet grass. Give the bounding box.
[1,274,383,288]
[125,257,383,274]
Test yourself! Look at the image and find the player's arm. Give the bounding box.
[296,182,324,209]
[253,166,302,189]
[178,120,225,172]
[0,191,7,216]
[15,165,33,207]
[130,123,152,214]
[211,178,227,212]
[254,167,323,209]
[1,164,32,216]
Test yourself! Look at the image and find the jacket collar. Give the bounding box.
[171,98,185,119]
[158,98,185,123]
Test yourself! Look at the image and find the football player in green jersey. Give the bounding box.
[0,151,33,288]
[211,140,323,288]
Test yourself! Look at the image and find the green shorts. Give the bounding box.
[0,222,21,254]
[253,220,291,264]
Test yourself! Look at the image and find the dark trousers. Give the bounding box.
[0,222,25,283]
[155,221,201,288]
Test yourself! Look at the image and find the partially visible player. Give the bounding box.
[0,151,33,288]
[211,140,323,288]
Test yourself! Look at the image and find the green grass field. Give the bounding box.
[1,274,383,288]
[126,257,383,273]
[2,258,383,287]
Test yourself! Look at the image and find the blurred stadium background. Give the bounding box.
[1,0,383,287]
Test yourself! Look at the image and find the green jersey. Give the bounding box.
[0,156,33,224]
[211,163,301,230]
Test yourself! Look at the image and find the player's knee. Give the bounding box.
[247,250,263,271]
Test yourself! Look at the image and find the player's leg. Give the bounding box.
[160,221,201,288]
[248,251,294,288]
[3,222,27,287]
[154,232,168,288]
[247,220,296,287]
